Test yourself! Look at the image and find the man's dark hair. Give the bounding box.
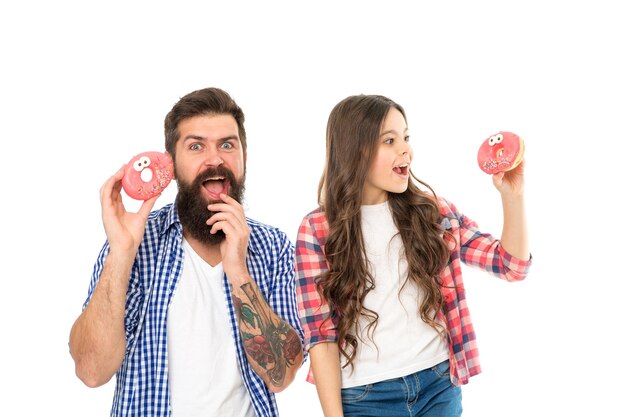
[164,87,246,161]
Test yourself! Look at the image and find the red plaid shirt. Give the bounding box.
[295,196,531,386]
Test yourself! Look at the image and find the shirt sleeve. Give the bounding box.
[267,230,307,356]
[445,199,532,282]
[83,241,144,350]
[295,213,338,351]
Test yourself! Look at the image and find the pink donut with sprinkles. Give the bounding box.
[122,151,174,200]
[477,131,525,175]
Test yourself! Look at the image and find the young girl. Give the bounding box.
[295,94,531,417]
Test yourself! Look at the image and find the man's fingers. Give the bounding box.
[101,165,126,201]
[138,195,159,218]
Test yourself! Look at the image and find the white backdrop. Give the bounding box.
[1,1,624,416]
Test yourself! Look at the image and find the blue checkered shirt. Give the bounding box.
[82,203,304,417]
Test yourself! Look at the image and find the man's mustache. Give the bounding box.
[192,166,237,188]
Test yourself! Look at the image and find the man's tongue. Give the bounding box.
[203,179,229,200]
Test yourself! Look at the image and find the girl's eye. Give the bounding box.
[383,137,394,144]
[404,135,410,142]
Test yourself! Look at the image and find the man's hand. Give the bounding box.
[206,193,250,283]
[100,165,158,254]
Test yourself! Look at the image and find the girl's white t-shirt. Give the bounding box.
[167,238,254,417]
[340,201,449,388]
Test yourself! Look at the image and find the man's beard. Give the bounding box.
[176,166,245,245]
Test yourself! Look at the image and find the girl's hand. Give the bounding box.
[492,159,525,198]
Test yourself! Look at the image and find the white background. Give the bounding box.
[1,1,624,416]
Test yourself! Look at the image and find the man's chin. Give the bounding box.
[176,169,245,247]
[187,228,226,246]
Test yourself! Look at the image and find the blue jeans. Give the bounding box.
[341,360,462,417]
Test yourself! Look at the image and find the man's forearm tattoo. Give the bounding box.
[232,282,301,387]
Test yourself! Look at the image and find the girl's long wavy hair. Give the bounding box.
[317,94,452,370]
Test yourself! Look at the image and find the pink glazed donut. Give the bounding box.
[477,131,525,175]
[122,151,174,200]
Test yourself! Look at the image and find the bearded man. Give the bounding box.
[69,88,304,417]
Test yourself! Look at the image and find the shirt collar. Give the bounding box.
[246,222,260,256]
[160,203,182,236]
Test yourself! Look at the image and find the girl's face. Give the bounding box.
[362,107,413,205]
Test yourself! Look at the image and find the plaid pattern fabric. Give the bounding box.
[295,196,531,386]
[83,203,304,417]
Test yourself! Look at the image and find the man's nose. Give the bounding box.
[203,147,224,166]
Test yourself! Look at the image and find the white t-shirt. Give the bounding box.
[340,201,449,388]
[167,238,254,417]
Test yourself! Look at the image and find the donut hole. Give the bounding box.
[140,168,153,183]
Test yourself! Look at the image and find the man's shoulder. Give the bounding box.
[145,203,179,235]
[246,217,291,254]
[246,217,284,234]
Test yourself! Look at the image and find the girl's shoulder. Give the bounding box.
[302,207,326,222]
[297,208,331,248]
[300,207,329,237]
[430,194,461,218]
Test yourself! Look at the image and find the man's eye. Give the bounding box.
[221,142,234,149]
[190,143,202,150]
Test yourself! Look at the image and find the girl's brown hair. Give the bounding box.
[317,94,451,369]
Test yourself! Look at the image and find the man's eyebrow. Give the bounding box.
[218,135,240,142]
[182,134,205,141]
[182,134,239,142]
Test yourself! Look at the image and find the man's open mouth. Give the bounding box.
[202,176,231,199]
